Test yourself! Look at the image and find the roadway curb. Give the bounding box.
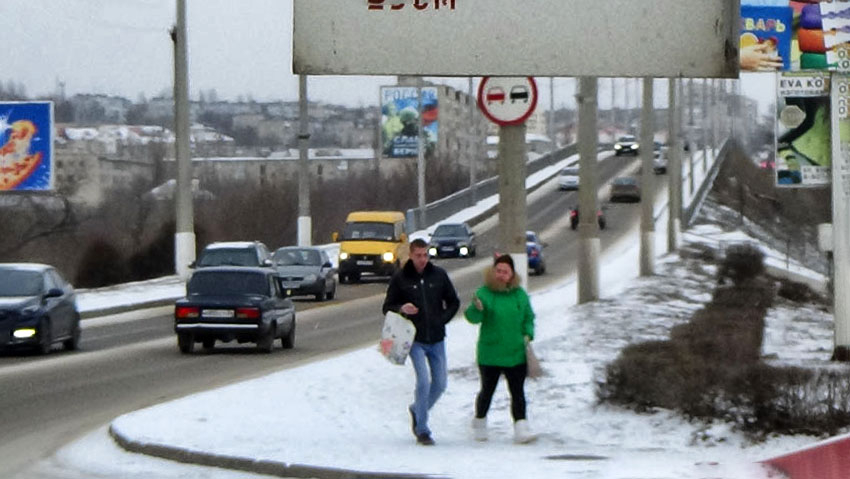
[108,424,446,479]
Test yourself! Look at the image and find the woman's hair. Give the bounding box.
[493,253,515,272]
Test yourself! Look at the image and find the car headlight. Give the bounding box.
[459,246,469,256]
[13,328,37,339]
[614,144,622,150]
[303,274,317,282]
[631,144,639,150]
[382,252,395,262]
[428,247,437,257]
[339,252,350,261]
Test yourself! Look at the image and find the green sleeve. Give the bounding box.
[464,287,486,324]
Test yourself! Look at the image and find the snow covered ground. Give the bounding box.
[41,149,841,479]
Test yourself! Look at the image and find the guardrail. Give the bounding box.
[683,139,729,227]
[406,143,580,232]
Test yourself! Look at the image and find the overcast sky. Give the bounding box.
[3,0,773,111]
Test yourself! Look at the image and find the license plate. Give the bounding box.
[284,282,299,289]
[440,246,455,251]
[356,260,373,265]
[202,309,234,318]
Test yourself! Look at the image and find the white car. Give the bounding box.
[558,167,580,191]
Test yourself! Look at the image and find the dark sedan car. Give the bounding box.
[610,176,641,202]
[428,223,477,258]
[0,263,81,354]
[273,247,336,302]
[174,267,295,354]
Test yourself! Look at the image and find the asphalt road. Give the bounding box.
[1,152,646,478]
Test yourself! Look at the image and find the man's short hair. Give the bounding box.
[410,238,428,251]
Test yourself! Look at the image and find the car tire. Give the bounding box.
[326,285,335,300]
[63,314,81,351]
[178,333,194,354]
[281,320,295,350]
[350,272,361,283]
[38,318,52,355]
[257,324,275,353]
[202,338,215,350]
[315,282,325,302]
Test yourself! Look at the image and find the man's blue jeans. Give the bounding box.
[408,340,447,436]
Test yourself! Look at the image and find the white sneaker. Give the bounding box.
[471,417,488,442]
[513,419,537,444]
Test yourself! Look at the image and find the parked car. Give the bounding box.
[526,231,547,275]
[174,267,295,354]
[428,223,477,258]
[569,206,606,230]
[0,263,81,354]
[272,247,336,302]
[614,135,639,156]
[191,241,272,268]
[558,166,580,191]
[610,176,641,202]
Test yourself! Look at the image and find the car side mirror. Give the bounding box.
[188,261,196,269]
[262,259,272,267]
[44,288,63,298]
[323,261,332,268]
[332,232,339,242]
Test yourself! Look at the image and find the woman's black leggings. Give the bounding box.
[475,363,527,421]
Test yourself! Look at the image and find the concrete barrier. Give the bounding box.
[762,433,850,479]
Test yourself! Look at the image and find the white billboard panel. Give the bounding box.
[293,0,739,78]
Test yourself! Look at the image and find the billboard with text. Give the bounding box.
[380,86,438,158]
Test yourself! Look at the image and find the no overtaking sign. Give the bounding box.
[477,77,537,126]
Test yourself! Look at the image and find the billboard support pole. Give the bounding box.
[668,78,682,253]
[577,76,600,303]
[640,77,655,276]
[297,74,311,246]
[831,73,850,361]
[417,77,427,229]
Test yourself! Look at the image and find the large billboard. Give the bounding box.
[0,102,54,191]
[741,0,850,72]
[293,0,738,78]
[775,72,830,187]
[380,86,438,158]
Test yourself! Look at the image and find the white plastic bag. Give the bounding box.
[379,311,416,365]
[526,342,543,379]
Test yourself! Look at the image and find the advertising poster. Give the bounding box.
[775,72,831,186]
[0,102,54,191]
[740,3,793,72]
[380,86,438,158]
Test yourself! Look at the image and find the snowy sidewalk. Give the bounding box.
[102,216,825,479]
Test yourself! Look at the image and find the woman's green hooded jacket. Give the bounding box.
[464,267,535,367]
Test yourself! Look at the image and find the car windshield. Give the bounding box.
[561,168,579,176]
[0,269,43,296]
[433,224,466,237]
[342,222,395,241]
[274,248,322,266]
[197,248,258,267]
[617,136,636,142]
[526,233,537,243]
[187,271,269,296]
[614,177,637,185]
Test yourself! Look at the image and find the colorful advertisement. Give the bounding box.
[775,72,831,186]
[740,4,793,72]
[380,86,438,158]
[0,102,54,191]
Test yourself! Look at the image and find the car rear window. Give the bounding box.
[197,248,259,267]
[274,248,321,266]
[561,168,579,176]
[187,271,269,296]
[0,270,43,296]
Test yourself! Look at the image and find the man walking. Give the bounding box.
[383,238,460,445]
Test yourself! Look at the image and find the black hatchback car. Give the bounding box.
[0,263,81,354]
[428,223,477,258]
[174,267,295,354]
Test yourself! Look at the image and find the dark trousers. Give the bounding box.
[474,363,527,421]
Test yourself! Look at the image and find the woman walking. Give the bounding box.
[464,254,536,444]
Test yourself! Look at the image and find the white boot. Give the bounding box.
[471,417,488,442]
[513,419,536,444]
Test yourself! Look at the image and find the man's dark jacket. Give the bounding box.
[382,259,460,344]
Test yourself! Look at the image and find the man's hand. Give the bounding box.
[400,302,419,315]
[472,294,483,311]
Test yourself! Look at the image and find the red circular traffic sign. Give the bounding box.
[477,76,538,126]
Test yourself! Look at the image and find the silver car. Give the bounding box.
[273,247,337,302]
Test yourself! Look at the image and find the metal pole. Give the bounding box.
[702,79,709,171]
[468,76,477,205]
[417,77,426,228]
[640,77,655,276]
[577,76,600,303]
[667,78,681,253]
[830,74,850,360]
[711,79,718,156]
[611,78,616,134]
[688,78,695,195]
[173,0,195,279]
[549,77,555,148]
[297,74,311,246]
[497,123,529,288]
